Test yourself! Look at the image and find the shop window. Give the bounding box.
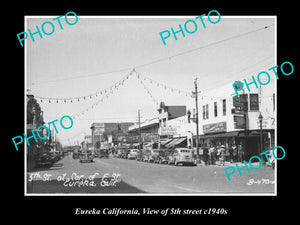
[249,94,259,111]
[214,102,217,117]
[223,99,226,116]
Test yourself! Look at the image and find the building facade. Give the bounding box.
[186,79,275,160]
[90,122,133,149]
[26,95,46,170]
[127,117,159,146]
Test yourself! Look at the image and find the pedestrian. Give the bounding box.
[210,146,216,165]
[216,145,220,164]
[232,144,237,162]
[238,143,244,162]
[203,146,209,166]
[219,145,225,166]
[208,145,213,165]
[228,145,233,163]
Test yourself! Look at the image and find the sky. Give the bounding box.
[26,15,275,146]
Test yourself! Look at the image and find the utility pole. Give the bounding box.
[138,110,141,151]
[194,78,200,162]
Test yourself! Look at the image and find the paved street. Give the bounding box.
[27,154,275,194]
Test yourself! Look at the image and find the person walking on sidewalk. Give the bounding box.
[232,144,237,162]
[238,143,244,163]
[219,145,225,166]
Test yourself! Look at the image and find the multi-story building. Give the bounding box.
[127,117,159,146]
[26,94,45,170]
[186,78,275,160]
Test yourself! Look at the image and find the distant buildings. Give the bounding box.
[90,122,134,149]
[80,78,275,162]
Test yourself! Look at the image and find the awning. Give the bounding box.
[199,131,239,139]
[172,137,186,146]
[165,138,179,148]
[165,137,187,148]
[160,139,172,145]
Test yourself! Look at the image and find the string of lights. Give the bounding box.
[135,71,228,101]
[70,70,135,119]
[35,70,135,103]
[134,71,160,106]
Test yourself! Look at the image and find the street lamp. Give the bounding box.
[258,112,264,163]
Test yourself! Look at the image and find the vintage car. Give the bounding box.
[154,149,175,164]
[120,148,131,159]
[153,149,165,163]
[168,148,196,166]
[114,149,122,158]
[142,149,159,163]
[136,150,143,161]
[36,152,54,166]
[127,149,139,160]
[98,148,109,158]
[79,150,94,163]
[72,151,81,159]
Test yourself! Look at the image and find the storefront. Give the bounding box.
[164,137,187,149]
[195,129,275,161]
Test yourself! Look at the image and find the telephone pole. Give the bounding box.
[194,78,200,161]
[138,110,141,150]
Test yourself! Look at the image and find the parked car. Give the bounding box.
[114,149,122,158]
[136,151,143,161]
[153,149,174,164]
[143,149,159,163]
[80,150,94,163]
[99,148,109,158]
[121,148,131,159]
[140,150,150,162]
[36,152,53,166]
[168,148,196,166]
[153,149,164,163]
[128,149,139,160]
[72,151,80,159]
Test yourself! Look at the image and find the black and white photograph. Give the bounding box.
[24,14,278,195]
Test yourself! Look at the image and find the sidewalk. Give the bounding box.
[196,160,272,167]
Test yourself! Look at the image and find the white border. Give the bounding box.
[24,15,277,196]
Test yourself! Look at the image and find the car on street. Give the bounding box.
[99,148,109,158]
[141,149,151,162]
[79,150,94,163]
[154,149,174,164]
[72,151,80,159]
[36,152,54,167]
[127,149,139,160]
[136,150,143,161]
[143,149,159,163]
[153,149,165,163]
[121,148,131,159]
[168,148,196,166]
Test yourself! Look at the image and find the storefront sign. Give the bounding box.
[203,121,227,134]
[160,126,177,136]
[255,117,275,129]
